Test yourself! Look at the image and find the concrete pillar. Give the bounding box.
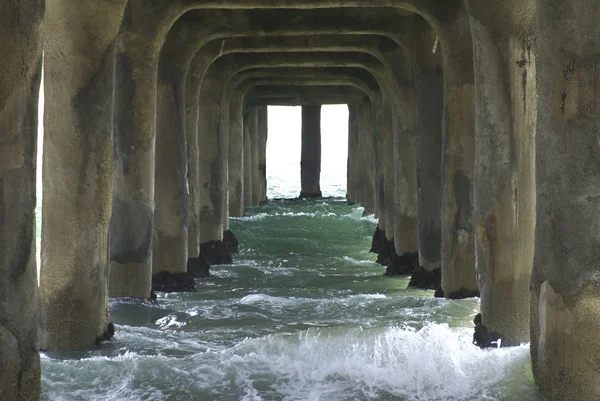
[382,103,395,243]
[467,1,537,346]
[258,106,269,203]
[347,105,360,204]
[0,1,42,397]
[438,6,479,298]
[390,51,419,260]
[373,100,387,232]
[41,0,127,350]
[250,108,261,207]
[360,101,376,215]
[228,94,245,217]
[186,79,201,259]
[152,27,190,277]
[197,75,226,246]
[299,105,323,198]
[243,113,253,210]
[109,13,158,299]
[530,1,600,398]
[415,66,444,272]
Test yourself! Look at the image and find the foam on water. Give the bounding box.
[41,324,539,401]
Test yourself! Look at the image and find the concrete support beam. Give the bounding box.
[415,66,444,272]
[347,105,360,204]
[243,113,253,210]
[109,9,163,299]
[466,0,537,345]
[250,107,262,206]
[0,1,43,397]
[153,25,190,277]
[257,106,269,203]
[530,1,600,399]
[300,105,323,199]
[360,101,376,215]
[41,0,127,350]
[435,5,479,298]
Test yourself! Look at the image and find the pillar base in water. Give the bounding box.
[200,241,233,265]
[376,240,395,266]
[408,266,441,290]
[473,313,502,349]
[435,287,481,299]
[188,256,211,278]
[385,252,419,276]
[370,227,386,254]
[223,230,239,254]
[152,272,197,293]
[94,322,115,346]
[298,191,322,199]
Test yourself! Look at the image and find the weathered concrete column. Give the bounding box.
[152,26,190,279]
[0,1,42,397]
[299,105,323,199]
[109,11,160,299]
[436,6,479,298]
[415,65,444,272]
[347,105,360,204]
[258,106,269,203]
[466,0,537,346]
[250,108,261,207]
[530,1,600,398]
[41,0,127,350]
[382,103,396,242]
[360,101,376,215]
[229,94,245,217]
[243,113,253,210]
[389,50,419,261]
[196,65,233,265]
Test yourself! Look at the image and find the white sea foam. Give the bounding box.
[156,315,187,329]
[211,324,538,401]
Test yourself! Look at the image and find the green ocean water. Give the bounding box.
[38,106,543,400]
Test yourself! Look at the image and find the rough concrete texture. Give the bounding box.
[530,1,600,399]
[437,3,479,299]
[257,106,269,203]
[152,24,190,277]
[415,66,444,272]
[109,7,163,300]
[40,0,127,351]
[388,49,419,258]
[250,107,262,206]
[0,1,43,398]
[347,105,360,204]
[468,0,537,347]
[360,101,376,215]
[300,105,323,199]
[243,115,253,211]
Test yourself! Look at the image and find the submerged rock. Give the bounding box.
[473,313,502,348]
[370,226,386,254]
[152,271,197,293]
[408,266,442,290]
[187,256,210,278]
[223,230,239,254]
[200,240,233,265]
[385,251,419,276]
